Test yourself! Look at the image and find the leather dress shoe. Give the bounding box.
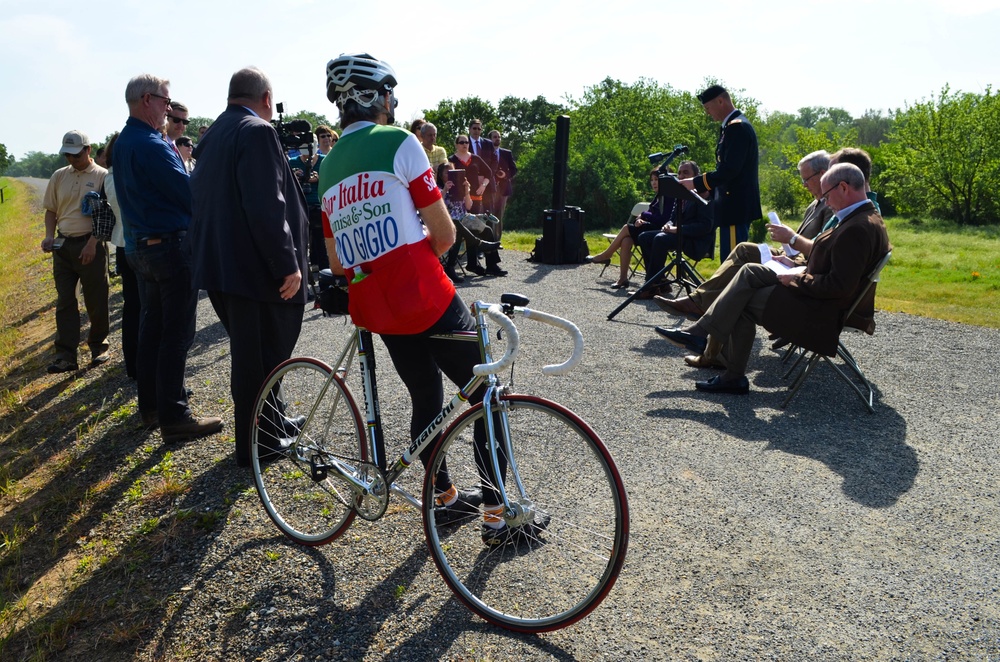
[161,415,224,444]
[610,280,630,290]
[279,415,306,437]
[466,263,486,276]
[770,337,791,351]
[485,266,508,277]
[694,374,750,395]
[653,295,703,318]
[683,354,726,370]
[585,255,611,265]
[654,327,708,355]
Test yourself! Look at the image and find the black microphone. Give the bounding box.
[648,145,689,164]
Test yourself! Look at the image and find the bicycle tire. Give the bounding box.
[252,357,366,546]
[422,395,629,632]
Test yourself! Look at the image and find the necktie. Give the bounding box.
[821,214,839,233]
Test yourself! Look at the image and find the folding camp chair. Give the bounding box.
[599,202,650,280]
[781,250,893,412]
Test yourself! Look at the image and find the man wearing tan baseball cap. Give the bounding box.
[41,130,110,373]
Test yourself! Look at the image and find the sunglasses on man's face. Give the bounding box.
[168,115,190,125]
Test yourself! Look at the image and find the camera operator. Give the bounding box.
[287,127,328,271]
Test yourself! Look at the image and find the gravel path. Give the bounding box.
[118,251,998,661]
[8,186,997,661]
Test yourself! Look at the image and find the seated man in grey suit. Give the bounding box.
[655,163,890,395]
[654,150,835,368]
[655,150,834,319]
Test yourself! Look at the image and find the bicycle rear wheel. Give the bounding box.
[252,358,366,546]
[422,395,629,632]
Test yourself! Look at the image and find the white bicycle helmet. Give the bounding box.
[326,53,398,103]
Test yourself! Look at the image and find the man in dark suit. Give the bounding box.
[657,163,890,395]
[468,118,497,212]
[488,129,517,228]
[190,67,310,467]
[681,84,762,261]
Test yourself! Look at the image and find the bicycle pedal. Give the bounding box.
[309,455,328,481]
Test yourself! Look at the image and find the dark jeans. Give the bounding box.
[116,247,140,380]
[128,235,197,425]
[51,235,109,362]
[379,294,504,507]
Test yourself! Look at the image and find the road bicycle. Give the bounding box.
[250,293,629,632]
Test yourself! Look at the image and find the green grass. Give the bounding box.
[507,216,1000,328]
[877,217,1000,327]
[0,178,47,372]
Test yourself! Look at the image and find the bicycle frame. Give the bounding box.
[290,298,583,521]
[302,301,508,513]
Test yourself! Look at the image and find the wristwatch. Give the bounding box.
[789,234,798,246]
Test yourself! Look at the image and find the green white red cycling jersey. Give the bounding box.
[319,122,454,335]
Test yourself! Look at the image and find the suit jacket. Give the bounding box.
[796,197,833,240]
[761,201,890,356]
[495,147,517,197]
[692,110,762,228]
[471,136,496,170]
[190,105,309,305]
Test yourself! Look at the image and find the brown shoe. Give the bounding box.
[683,354,726,370]
[653,295,703,318]
[161,415,224,444]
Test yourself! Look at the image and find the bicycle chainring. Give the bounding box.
[352,461,389,521]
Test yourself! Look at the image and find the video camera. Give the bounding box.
[272,102,315,152]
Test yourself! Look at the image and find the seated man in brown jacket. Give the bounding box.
[654,163,890,395]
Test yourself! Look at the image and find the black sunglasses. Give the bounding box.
[456,140,469,145]
[168,115,190,125]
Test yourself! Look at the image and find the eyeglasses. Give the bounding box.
[801,170,821,185]
[148,93,172,105]
[456,140,469,145]
[470,126,481,132]
[167,115,190,125]
[177,142,193,149]
[820,181,842,199]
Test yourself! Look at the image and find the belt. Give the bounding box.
[137,230,187,247]
[57,232,92,241]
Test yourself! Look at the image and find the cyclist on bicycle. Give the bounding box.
[318,53,537,544]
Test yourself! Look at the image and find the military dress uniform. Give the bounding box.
[692,109,762,260]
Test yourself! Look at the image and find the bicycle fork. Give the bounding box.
[482,387,539,528]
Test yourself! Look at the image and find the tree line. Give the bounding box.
[6,81,998,227]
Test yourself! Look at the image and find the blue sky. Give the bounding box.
[2,0,998,160]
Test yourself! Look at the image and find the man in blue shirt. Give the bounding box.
[113,73,222,444]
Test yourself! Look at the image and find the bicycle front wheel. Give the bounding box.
[252,358,366,546]
[423,395,629,632]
